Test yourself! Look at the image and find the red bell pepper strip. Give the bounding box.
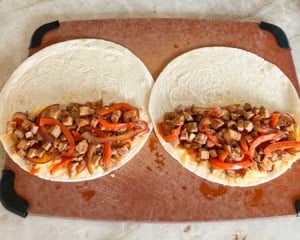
[204,125,222,147]
[26,153,53,164]
[157,123,182,142]
[209,157,252,170]
[49,157,73,175]
[263,141,300,157]
[248,132,281,158]
[82,121,149,144]
[97,103,139,130]
[270,112,280,128]
[93,128,112,165]
[218,150,229,162]
[71,130,83,141]
[39,117,75,154]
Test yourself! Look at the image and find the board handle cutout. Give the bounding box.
[0,169,29,218]
[29,20,60,48]
[259,21,290,49]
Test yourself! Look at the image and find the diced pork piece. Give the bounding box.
[227,120,237,129]
[17,139,29,150]
[90,117,99,128]
[237,120,244,132]
[199,149,209,160]
[211,119,224,129]
[225,169,236,178]
[48,106,62,119]
[25,131,34,139]
[188,133,196,142]
[223,129,241,143]
[244,134,253,143]
[180,128,188,141]
[191,105,205,114]
[36,149,46,158]
[76,160,87,174]
[58,142,68,152]
[26,148,39,158]
[244,121,254,132]
[21,119,32,131]
[259,106,271,118]
[244,111,255,120]
[49,125,62,138]
[226,104,240,113]
[30,125,39,135]
[79,106,94,116]
[183,111,193,121]
[252,107,260,114]
[164,112,177,121]
[123,110,138,123]
[76,118,89,129]
[62,116,73,126]
[175,105,184,113]
[42,142,52,151]
[223,144,232,154]
[13,129,25,139]
[206,140,215,148]
[230,113,240,120]
[76,140,89,155]
[17,149,26,158]
[184,122,198,133]
[111,110,122,123]
[6,121,17,134]
[243,103,252,111]
[12,112,28,121]
[209,149,218,158]
[194,132,207,145]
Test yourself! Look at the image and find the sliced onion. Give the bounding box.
[38,126,54,143]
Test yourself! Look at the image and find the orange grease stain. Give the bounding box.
[148,136,158,152]
[249,188,263,207]
[81,190,96,201]
[199,182,227,200]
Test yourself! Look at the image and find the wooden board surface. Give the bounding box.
[5,19,300,221]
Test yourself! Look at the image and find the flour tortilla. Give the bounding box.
[0,39,154,182]
[149,46,300,187]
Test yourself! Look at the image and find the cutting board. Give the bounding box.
[3,19,300,221]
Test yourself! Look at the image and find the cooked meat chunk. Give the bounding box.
[199,149,209,160]
[260,158,273,172]
[115,145,129,156]
[237,120,244,132]
[244,111,255,120]
[79,106,94,116]
[13,129,25,139]
[123,110,138,123]
[180,128,188,141]
[183,111,193,121]
[42,142,52,151]
[90,117,99,128]
[243,103,252,111]
[230,113,240,120]
[208,107,224,118]
[188,133,196,142]
[244,121,254,132]
[25,131,34,139]
[48,125,62,138]
[211,119,224,129]
[227,120,237,129]
[17,139,30,150]
[48,106,61,119]
[58,142,68,152]
[6,121,17,134]
[17,149,27,158]
[27,148,40,158]
[223,129,241,143]
[62,116,73,126]
[209,149,218,158]
[194,132,207,145]
[184,122,198,133]
[76,140,89,154]
[76,118,89,129]
[21,119,32,131]
[259,106,271,118]
[111,110,122,123]
[30,125,39,135]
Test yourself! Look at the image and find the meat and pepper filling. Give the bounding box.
[158,103,300,178]
[6,101,149,177]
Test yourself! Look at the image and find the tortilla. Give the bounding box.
[0,39,154,182]
[149,46,300,187]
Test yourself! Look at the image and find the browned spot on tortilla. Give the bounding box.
[248,188,263,207]
[199,182,227,200]
[173,44,179,48]
[181,186,187,190]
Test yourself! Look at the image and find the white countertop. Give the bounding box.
[1,0,300,239]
